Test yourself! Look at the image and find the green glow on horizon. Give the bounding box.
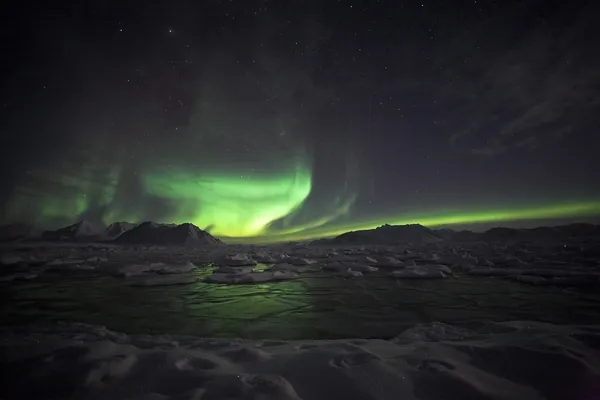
[143,162,312,237]
[6,159,600,244]
[6,165,121,225]
[229,200,600,244]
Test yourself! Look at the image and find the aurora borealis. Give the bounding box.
[2,0,599,243]
[142,162,313,237]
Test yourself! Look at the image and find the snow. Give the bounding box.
[109,262,198,277]
[322,261,378,272]
[2,222,600,398]
[252,251,281,263]
[219,253,257,266]
[282,256,317,265]
[342,268,363,277]
[2,321,598,400]
[375,256,405,267]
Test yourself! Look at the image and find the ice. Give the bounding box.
[388,264,452,279]
[219,253,257,266]
[214,265,253,274]
[1,254,23,266]
[130,274,199,287]
[85,256,108,263]
[152,262,197,274]
[348,264,379,272]
[393,321,477,342]
[3,321,598,400]
[362,256,379,264]
[2,222,600,398]
[46,258,86,266]
[321,261,348,271]
[467,267,522,277]
[282,257,317,265]
[107,262,197,277]
[342,268,363,277]
[320,261,378,273]
[514,275,547,285]
[267,262,300,272]
[0,272,38,282]
[375,256,405,267]
[205,270,298,284]
[112,264,155,277]
[252,251,280,263]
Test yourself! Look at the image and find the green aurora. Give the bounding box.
[238,200,600,244]
[142,162,312,237]
[5,160,600,243]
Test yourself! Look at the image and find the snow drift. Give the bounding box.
[1,321,598,400]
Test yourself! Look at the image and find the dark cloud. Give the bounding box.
[439,0,600,157]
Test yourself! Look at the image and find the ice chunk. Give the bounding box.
[214,266,253,274]
[220,253,257,266]
[282,257,316,266]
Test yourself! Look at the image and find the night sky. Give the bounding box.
[2,0,599,243]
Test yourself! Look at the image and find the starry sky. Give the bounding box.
[2,0,599,243]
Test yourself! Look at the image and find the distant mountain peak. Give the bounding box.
[115,222,223,246]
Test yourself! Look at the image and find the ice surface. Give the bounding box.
[375,256,405,267]
[130,274,199,287]
[205,270,299,284]
[390,264,451,279]
[2,321,599,400]
[252,251,282,263]
[282,256,317,265]
[3,224,600,399]
[1,254,24,266]
[97,262,198,278]
[267,262,301,272]
[214,265,253,274]
[219,253,257,266]
[322,261,378,273]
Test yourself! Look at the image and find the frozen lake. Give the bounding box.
[3,265,600,340]
[2,240,600,399]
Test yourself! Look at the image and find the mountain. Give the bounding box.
[481,227,523,241]
[105,222,137,238]
[115,222,223,246]
[320,222,600,245]
[480,223,600,242]
[328,224,443,245]
[41,220,105,241]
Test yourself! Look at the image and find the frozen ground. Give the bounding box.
[1,237,600,398]
[2,320,600,400]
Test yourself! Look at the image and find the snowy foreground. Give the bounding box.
[2,235,600,399]
[2,321,599,400]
